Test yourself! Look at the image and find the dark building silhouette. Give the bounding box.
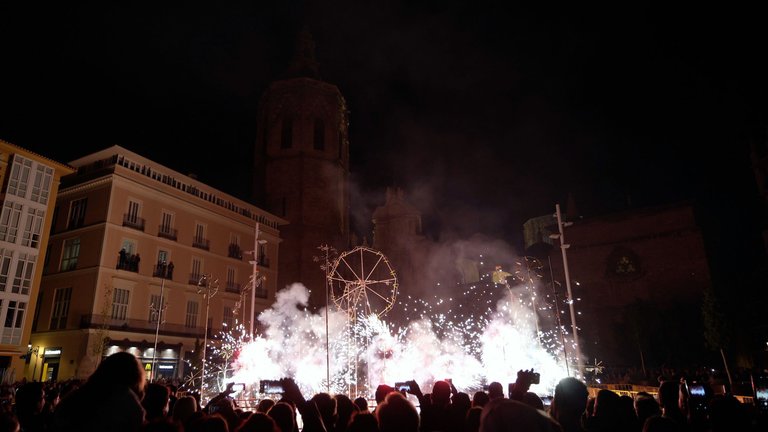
[253,30,351,309]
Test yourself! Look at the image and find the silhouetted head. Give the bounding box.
[432,380,452,405]
[88,351,146,397]
[348,411,378,432]
[239,412,279,432]
[488,382,504,400]
[376,392,419,432]
[142,383,171,420]
[335,393,358,428]
[353,397,369,412]
[171,395,197,424]
[550,377,588,426]
[657,381,680,410]
[267,401,295,432]
[311,392,338,429]
[257,398,276,413]
[473,391,490,408]
[480,399,561,432]
[375,385,395,404]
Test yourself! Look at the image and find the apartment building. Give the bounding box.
[30,146,285,381]
[0,139,74,380]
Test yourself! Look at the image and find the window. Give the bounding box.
[313,118,325,150]
[160,211,174,235]
[22,208,44,248]
[111,288,130,320]
[223,306,234,328]
[0,202,23,243]
[60,238,80,271]
[0,250,12,291]
[157,250,169,266]
[50,287,72,330]
[194,223,205,243]
[7,156,32,198]
[12,253,35,295]
[191,257,202,282]
[280,117,293,149]
[226,267,237,292]
[121,239,136,255]
[30,165,53,204]
[68,198,87,229]
[185,300,199,328]
[2,301,25,344]
[127,200,141,223]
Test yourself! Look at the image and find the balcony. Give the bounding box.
[228,244,243,260]
[116,250,140,272]
[225,282,241,294]
[192,237,209,251]
[188,273,202,285]
[79,314,205,338]
[153,263,174,280]
[122,214,145,231]
[158,225,177,241]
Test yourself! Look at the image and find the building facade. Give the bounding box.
[0,139,74,381]
[30,146,285,381]
[539,202,713,368]
[254,30,351,310]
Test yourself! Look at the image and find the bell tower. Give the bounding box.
[254,30,350,309]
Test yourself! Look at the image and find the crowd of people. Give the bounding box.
[0,351,766,431]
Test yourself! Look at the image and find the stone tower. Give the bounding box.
[254,30,350,310]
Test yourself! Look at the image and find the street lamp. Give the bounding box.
[552,203,584,378]
[150,262,168,382]
[197,273,219,402]
[246,222,267,339]
[26,344,39,381]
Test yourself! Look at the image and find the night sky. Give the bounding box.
[1,2,767,258]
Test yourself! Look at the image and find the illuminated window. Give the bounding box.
[61,238,80,271]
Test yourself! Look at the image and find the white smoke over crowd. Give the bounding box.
[230,279,569,398]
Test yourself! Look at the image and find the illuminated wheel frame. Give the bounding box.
[328,246,398,318]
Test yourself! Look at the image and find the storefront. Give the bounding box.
[103,339,183,381]
[40,347,62,382]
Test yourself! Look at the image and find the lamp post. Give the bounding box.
[197,273,219,402]
[246,223,267,339]
[552,203,584,378]
[26,344,39,381]
[151,263,168,382]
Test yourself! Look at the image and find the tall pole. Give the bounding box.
[323,245,330,392]
[197,274,219,403]
[151,266,167,382]
[250,223,260,339]
[555,203,584,378]
[548,256,569,377]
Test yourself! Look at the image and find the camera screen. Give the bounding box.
[231,383,245,393]
[689,385,705,397]
[260,380,283,394]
